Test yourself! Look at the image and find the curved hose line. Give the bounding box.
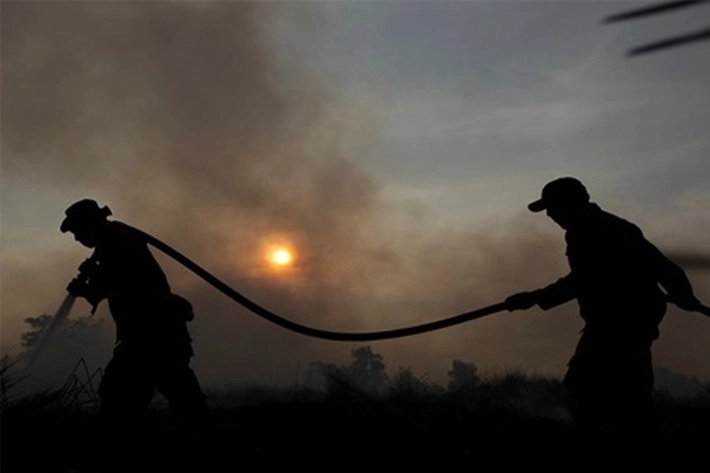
[136,227,507,341]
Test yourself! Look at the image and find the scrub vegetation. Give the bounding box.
[3,347,710,473]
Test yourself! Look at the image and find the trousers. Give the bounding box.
[98,340,207,419]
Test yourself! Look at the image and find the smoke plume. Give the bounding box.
[4,2,710,388]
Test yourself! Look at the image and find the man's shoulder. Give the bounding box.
[567,205,644,246]
[102,221,148,248]
[107,220,140,235]
[593,206,642,235]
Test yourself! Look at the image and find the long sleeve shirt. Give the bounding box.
[534,204,695,340]
[84,221,174,343]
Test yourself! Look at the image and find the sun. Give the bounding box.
[271,249,292,266]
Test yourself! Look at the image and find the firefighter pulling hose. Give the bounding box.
[57,199,208,427]
[505,177,710,428]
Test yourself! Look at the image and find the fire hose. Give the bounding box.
[137,227,710,338]
[27,225,710,372]
[137,228,508,341]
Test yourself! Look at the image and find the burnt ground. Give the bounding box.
[3,374,710,473]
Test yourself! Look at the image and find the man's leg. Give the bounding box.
[612,344,655,432]
[563,331,607,429]
[96,345,157,469]
[98,345,156,426]
[155,350,208,420]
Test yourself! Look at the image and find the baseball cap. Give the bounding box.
[528,177,590,213]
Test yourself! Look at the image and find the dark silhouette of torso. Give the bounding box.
[91,221,177,344]
[569,206,667,330]
[77,220,205,423]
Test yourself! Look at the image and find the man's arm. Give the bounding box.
[620,221,702,311]
[642,239,702,311]
[505,274,577,311]
[66,256,107,313]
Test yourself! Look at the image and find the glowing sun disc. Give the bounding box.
[272,249,292,266]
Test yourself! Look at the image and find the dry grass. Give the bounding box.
[3,359,710,472]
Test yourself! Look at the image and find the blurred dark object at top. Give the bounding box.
[604,0,710,56]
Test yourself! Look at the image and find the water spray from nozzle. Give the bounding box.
[24,294,77,374]
[24,256,101,374]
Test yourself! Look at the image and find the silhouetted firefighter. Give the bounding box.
[505,177,705,429]
[61,199,207,429]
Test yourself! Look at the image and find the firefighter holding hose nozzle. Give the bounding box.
[505,177,706,431]
[61,199,207,434]
[66,255,103,314]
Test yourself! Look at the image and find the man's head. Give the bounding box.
[60,199,112,248]
[528,177,590,229]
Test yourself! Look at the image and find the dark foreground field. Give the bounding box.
[4,367,710,473]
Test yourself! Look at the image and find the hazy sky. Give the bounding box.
[3,1,710,388]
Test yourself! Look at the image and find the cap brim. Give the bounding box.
[527,199,546,213]
[60,216,74,233]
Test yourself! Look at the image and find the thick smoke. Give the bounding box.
[3,2,398,385]
[4,2,710,388]
[2,0,565,386]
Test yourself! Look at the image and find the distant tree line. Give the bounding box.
[304,345,481,395]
